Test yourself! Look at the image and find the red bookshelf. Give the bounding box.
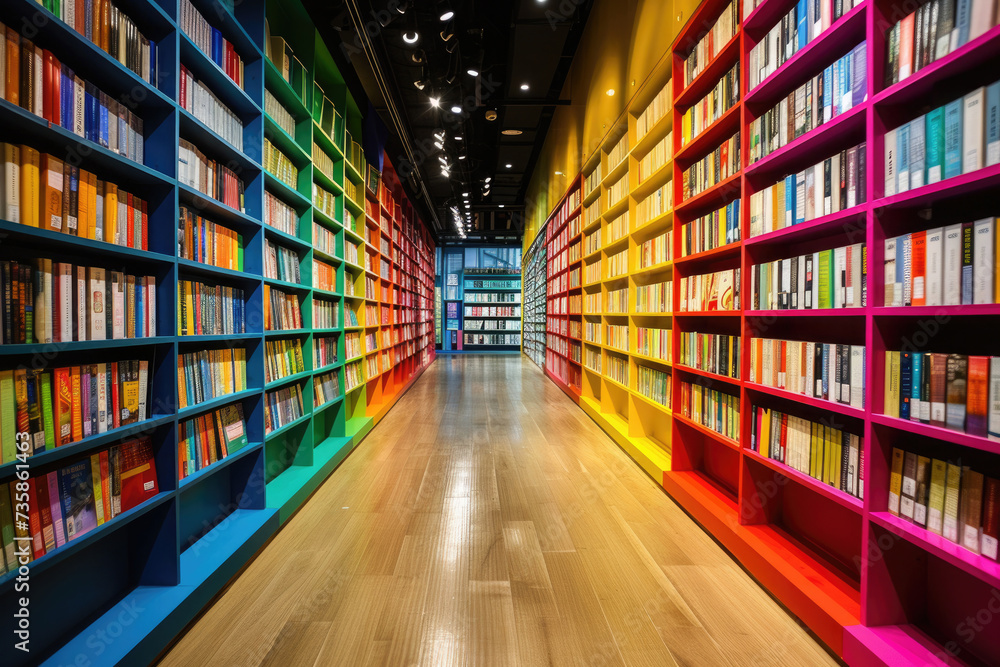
[544,176,584,400]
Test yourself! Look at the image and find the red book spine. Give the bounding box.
[54,367,72,446]
[140,199,148,251]
[126,193,134,249]
[27,477,45,558]
[34,472,55,553]
[99,450,111,521]
[110,361,120,429]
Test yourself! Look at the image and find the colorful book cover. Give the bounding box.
[59,458,97,541]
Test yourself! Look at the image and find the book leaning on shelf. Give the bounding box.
[1,143,150,245]
[0,26,146,163]
[884,81,1000,197]
[177,348,248,410]
[178,403,248,480]
[751,406,864,500]
[884,0,1000,87]
[1,3,158,86]
[2,259,155,344]
[884,351,1000,440]
[750,338,866,408]
[179,65,244,150]
[180,0,245,89]
[178,140,245,212]
[746,0,865,90]
[748,141,867,238]
[0,436,158,570]
[0,360,152,463]
[751,242,867,310]
[888,450,999,560]
[179,206,244,271]
[883,218,1000,307]
[748,43,867,164]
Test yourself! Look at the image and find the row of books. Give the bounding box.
[884,219,1000,308]
[681,63,739,147]
[678,331,740,379]
[636,365,671,407]
[464,306,521,317]
[180,0,246,90]
[177,280,245,336]
[464,333,522,346]
[884,351,999,439]
[680,132,740,201]
[1,28,146,164]
[680,199,740,258]
[750,242,867,311]
[1,438,158,570]
[365,355,378,378]
[748,43,867,165]
[584,345,601,372]
[179,206,244,271]
[464,292,521,303]
[606,324,628,351]
[607,249,628,279]
[264,138,299,190]
[314,369,341,406]
[364,331,377,353]
[28,0,158,84]
[265,191,298,236]
[465,320,520,331]
[890,449,999,560]
[264,285,302,331]
[884,83,1000,196]
[636,81,671,140]
[636,327,671,361]
[679,268,739,311]
[750,406,864,499]
[0,360,150,462]
[314,222,337,260]
[606,174,628,209]
[265,239,301,284]
[1,144,149,245]
[584,163,602,197]
[635,184,673,227]
[466,279,520,290]
[607,212,629,245]
[636,280,672,313]
[746,0,865,92]
[638,231,671,269]
[178,403,248,480]
[314,259,336,293]
[679,0,740,90]
[344,359,364,391]
[637,132,673,183]
[884,0,999,88]
[606,351,628,385]
[178,139,245,212]
[607,134,629,174]
[2,260,155,345]
[344,331,362,359]
[180,64,243,151]
[606,287,628,313]
[678,381,739,441]
[344,305,359,328]
[177,348,247,410]
[314,335,338,369]
[264,337,305,384]
[750,338,866,408]
[264,383,304,434]
[748,141,867,238]
[264,90,296,138]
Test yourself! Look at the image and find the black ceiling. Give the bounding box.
[303,0,592,243]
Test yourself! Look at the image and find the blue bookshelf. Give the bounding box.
[0,0,436,663]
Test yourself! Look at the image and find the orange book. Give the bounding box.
[4,27,18,106]
[910,230,927,306]
[99,450,111,521]
[967,356,990,437]
[103,181,118,245]
[899,12,915,80]
[40,153,64,232]
[70,365,83,442]
[54,367,72,446]
[125,192,134,248]
[75,0,86,35]
[77,168,92,240]
[19,145,40,228]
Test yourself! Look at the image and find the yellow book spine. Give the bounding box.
[888,447,905,515]
[19,145,40,228]
[90,453,106,525]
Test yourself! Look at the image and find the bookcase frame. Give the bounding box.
[0,0,435,663]
[529,0,1000,661]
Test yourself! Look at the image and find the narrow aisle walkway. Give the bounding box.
[160,355,836,667]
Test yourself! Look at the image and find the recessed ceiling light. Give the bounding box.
[429,96,440,108]
[413,80,426,90]
[439,11,454,21]
[555,171,563,175]
[501,129,522,136]
[485,177,492,183]
[499,204,505,208]
[607,88,615,96]
[464,204,470,209]
[505,163,512,168]
[434,141,443,149]
[462,192,469,197]
[402,31,419,44]
[458,155,467,160]
[467,68,479,76]
[455,136,463,141]
[520,83,529,91]
[450,105,462,113]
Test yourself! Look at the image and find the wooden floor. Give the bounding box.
[159,355,837,667]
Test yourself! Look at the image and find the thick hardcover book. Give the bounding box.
[960,467,984,553]
[966,355,989,437]
[946,353,969,431]
[944,462,962,541]
[888,447,905,515]
[983,477,1000,560]
[60,458,97,541]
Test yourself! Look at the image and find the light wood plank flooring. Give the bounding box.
[159,355,837,667]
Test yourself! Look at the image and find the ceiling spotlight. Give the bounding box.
[462,192,469,197]
[429,96,440,108]
[555,171,563,175]
[411,51,425,64]
[467,68,479,76]
[396,1,409,13]
[450,105,462,113]
[413,80,427,90]
[439,10,454,21]
[485,110,498,121]
[402,31,419,44]
[607,88,616,96]
[464,204,470,209]
[454,136,463,141]
[485,177,492,183]
[520,83,529,91]
[440,24,454,41]
[438,155,448,164]
[499,204,505,208]
[434,141,443,149]
[458,155,467,160]
[501,129,522,136]
[505,163,512,169]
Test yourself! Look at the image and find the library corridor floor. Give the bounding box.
[159,355,836,666]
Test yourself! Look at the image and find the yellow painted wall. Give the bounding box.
[522,0,703,250]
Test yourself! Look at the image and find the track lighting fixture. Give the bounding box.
[402,31,419,44]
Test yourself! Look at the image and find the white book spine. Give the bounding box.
[76,266,87,341]
[113,276,125,339]
[884,238,897,307]
[96,363,108,433]
[43,260,52,344]
[88,267,106,341]
[925,227,944,307]
[811,251,820,310]
[885,128,897,197]
[834,246,847,308]
[989,357,1000,442]
[973,218,995,304]
[3,145,19,224]
[901,234,912,307]
[73,78,85,138]
[944,223,963,305]
[59,266,73,343]
[963,87,986,174]
[805,342,815,399]
[138,360,149,421]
